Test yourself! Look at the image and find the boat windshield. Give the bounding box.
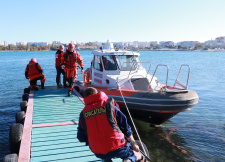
[115,55,144,71]
[102,55,117,70]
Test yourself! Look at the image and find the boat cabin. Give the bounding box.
[88,41,161,91]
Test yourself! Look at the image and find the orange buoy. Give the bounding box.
[83,69,90,84]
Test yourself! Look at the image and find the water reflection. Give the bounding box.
[128,119,196,162]
[127,117,225,162]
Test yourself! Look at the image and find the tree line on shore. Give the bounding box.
[0,42,97,51]
[126,43,225,51]
[0,44,51,51]
[1,42,224,51]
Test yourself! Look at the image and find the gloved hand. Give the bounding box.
[61,65,65,69]
[39,69,43,74]
[130,141,140,152]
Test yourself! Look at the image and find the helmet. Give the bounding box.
[31,58,37,63]
[59,44,64,49]
[68,43,74,49]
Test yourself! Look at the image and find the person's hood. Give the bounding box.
[84,91,108,105]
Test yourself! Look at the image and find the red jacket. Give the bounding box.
[25,60,43,80]
[82,92,126,154]
[55,49,64,66]
[61,49,83,69]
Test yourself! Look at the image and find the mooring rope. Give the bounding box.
[116,80,149,160]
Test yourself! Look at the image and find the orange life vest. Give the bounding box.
[26,63,40,77]
[82,92,126,154]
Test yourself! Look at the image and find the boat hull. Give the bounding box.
[106,89,198,125]
[120,107,178,125]
[75,82,199,125]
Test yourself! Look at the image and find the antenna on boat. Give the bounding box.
[116,78,150,161]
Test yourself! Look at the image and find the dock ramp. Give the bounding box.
[18,86,120,162]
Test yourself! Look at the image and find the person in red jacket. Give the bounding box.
[55,45,67,88]
[61,43,83,96]
[77,87,142,162]
[25,58,46,90]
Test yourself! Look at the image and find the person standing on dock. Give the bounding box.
[55,44,67,88]
[61,43,83,96]
[25,58,46,90]
[77,87,142,162]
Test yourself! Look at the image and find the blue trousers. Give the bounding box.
[56,66,66,85]
[95,143,136,162]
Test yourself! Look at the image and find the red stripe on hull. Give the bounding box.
[85,86,138,97]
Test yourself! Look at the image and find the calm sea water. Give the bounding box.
[0,50,224,161]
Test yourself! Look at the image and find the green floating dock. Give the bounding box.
[30,87,101,161]
[31,125,99,161]
[32,88,82,124]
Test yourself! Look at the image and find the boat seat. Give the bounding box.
[131,78,149,91]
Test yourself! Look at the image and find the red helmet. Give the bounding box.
[31,58,37,63]
[68,43,74,49]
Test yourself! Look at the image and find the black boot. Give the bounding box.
[32,85,39,91]
[41,83,45,89]
[103,160,113,162]
[68,90,72,96]
[57,84,62,88]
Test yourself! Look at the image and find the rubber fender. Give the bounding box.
[20,101,27,112]
[9,123,23,154]
[24,87,30,94]
[3,154,18,162]
[15,111,25,125]
[22,93,29,102]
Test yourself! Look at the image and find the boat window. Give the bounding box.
[115,55,144,71]
[102,55,117,70]
[133,56,144,70]
[93,55,103,71]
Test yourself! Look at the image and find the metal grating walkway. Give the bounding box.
[32,88,82,124]
[31,125,101,162]
[30,86,102,161]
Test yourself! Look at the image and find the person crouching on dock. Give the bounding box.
[25,58,46,90]
[77,87,143,162]
[61,43,83,96]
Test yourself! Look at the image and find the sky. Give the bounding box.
[1,0,225,44]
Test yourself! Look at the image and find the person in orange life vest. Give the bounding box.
[61,43,83,96]
[25,58,46,90]
[77,87,142,162]
[55,44,67,88]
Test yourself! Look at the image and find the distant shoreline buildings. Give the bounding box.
[1,36,225,51]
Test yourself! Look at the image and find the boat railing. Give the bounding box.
[148,64,169,91]
[120,62,151,79]
[174,64,190,89]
